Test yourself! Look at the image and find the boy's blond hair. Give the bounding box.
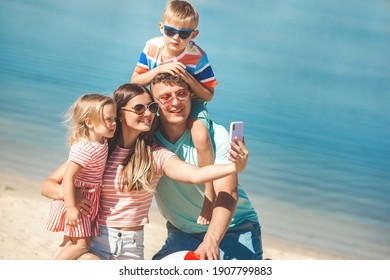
[162,0,199,28]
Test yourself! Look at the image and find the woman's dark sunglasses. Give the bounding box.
[163,24,194,40]
[121,102,159,116]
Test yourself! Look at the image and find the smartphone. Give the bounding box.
[229,121,244,142]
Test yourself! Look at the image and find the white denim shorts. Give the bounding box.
[89,226,145,260]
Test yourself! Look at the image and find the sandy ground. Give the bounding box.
[0,170,345,260]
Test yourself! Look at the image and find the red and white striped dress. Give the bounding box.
[45,138,108,237]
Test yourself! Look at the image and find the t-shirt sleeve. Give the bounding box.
[134,37,161,74]
[69,142,93,168]
[134,48,149,74]
[194,53,218,89]
[152,144,177,176]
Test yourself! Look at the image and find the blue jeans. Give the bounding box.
[153,220,262,260]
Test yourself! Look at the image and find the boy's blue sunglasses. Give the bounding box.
[163,25,194,40]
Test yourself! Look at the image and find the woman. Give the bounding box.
[41,83,249,260]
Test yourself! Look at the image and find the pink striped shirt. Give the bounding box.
[69,139,108,186]
[98,144,175,228]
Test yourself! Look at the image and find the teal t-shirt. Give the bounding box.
[154,121,259,234]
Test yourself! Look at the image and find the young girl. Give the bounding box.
[44,93,116,260]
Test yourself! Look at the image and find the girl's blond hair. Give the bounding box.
[109,83,157,193]
[163,0,199,28]
[64,93,114,146]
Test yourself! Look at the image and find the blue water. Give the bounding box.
[1,0,389,259]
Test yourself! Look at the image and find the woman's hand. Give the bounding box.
[75,188,94,215]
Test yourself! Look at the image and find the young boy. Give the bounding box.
[131,0,217,225]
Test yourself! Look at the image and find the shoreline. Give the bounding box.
[0,170,346,260]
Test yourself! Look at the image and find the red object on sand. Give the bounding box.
[161,250,201,260]
[184,251,200,260]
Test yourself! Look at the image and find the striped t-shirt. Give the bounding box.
[134,36,218,89]
[98,144,176,228]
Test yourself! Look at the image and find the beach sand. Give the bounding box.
[0,170,345,260]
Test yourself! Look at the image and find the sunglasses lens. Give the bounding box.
[149,103,159,114]
[176,90,189,99]
[159,94,172,104]
[164,27,177,37]
[133,104,146,115]
[178,31,192,39]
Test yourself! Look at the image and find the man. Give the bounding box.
[151,73,262,260]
